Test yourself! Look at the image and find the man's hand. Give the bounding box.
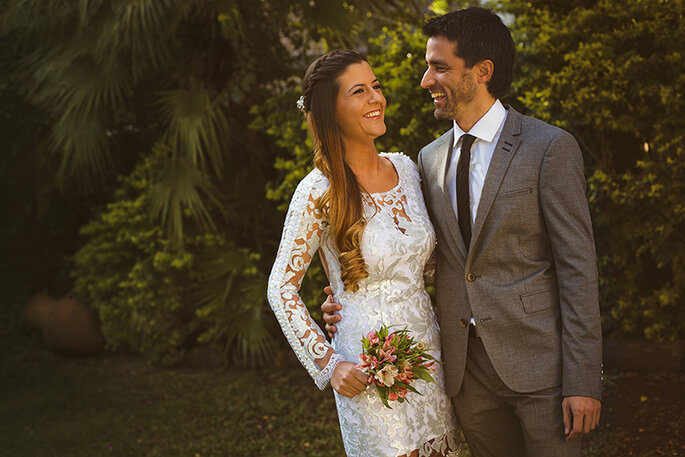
[330,361,369,398]
[562,396,601,441]
[321,286,341,338]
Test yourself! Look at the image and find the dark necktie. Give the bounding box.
[456,134,476,250]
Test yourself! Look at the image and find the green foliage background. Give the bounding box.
[1,0,683,364]
[502,0,685,340]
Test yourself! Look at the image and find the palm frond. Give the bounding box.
[51,114,112,183]
[191,243,277,366]
[148,152,221,244]
[94,0,198,78]
[2,0,78,34]
[20,50,132,181]
[157,83,228,176]
[218,273,275,366]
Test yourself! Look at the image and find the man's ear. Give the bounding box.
[476,59,494,84]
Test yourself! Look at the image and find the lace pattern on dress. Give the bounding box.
[269,153,460,456]
[404,431,462,457]
[267,171,335,387]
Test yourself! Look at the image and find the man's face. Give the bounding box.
[421,36,477,121]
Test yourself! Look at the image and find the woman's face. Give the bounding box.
[335,61,386,144]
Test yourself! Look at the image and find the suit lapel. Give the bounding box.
[433,129,468,260]
[471,107,523,246]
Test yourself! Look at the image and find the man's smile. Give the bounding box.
[431,91,447,104]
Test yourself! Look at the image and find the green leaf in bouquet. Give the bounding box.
[412,367,436,384]
[422,352,439,362]
[394,381,422,395]
[376,328,383,338]
[377,386,391,409]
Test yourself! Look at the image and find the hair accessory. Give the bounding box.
[296,95,305,112]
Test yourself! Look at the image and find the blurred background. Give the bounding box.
[0,0,682,456]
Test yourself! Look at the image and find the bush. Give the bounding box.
[72,145,275,364]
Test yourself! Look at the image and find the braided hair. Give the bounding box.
[300,50,369,293]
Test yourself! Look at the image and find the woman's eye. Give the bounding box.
[353,88,364,94]
[373,84,382,90]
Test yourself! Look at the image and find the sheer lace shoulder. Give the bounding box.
[381,151,419,182]
[267,168,335,388]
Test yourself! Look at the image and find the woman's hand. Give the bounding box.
[331,361,370,398]
[423,252,436,285]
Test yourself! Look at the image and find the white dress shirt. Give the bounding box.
[446,99,508,227]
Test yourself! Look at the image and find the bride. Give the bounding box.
[267,50,459,457]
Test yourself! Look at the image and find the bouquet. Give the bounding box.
[356,324,438,408]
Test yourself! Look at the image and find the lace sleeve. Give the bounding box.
[267,172,341,389]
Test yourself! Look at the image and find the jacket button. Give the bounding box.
[459,319,468,328]
[466,273,476,282]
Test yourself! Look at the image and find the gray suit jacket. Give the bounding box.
[418,106,602,399]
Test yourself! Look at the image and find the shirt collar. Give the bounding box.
[452,99,507,148]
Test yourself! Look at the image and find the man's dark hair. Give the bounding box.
[422,7,515,99]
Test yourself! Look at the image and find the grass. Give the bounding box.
[0,332,343,457]
[1,331,682,457]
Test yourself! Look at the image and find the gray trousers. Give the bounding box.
[452,336,582,457]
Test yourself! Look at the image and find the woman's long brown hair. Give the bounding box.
[300,50,369,292]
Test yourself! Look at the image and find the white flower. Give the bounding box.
[374,365,399,387]
[296,95,305,111]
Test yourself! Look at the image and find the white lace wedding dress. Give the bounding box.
[268,152,460,457]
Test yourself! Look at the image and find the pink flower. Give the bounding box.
[388,391,399,401]
[356,355,373,373]
[396,369,415,383]
[377,348,397,363]
[383,335,397,350]
[367,331,380,345]
[397,388,408,399]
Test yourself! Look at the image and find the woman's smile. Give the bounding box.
[363,109,382,119]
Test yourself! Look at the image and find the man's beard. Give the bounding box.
[433,72,476,121]
[433,99,458,120]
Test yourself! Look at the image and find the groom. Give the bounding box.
[322,7,602,457]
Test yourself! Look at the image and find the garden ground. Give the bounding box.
[0,332,681,457]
